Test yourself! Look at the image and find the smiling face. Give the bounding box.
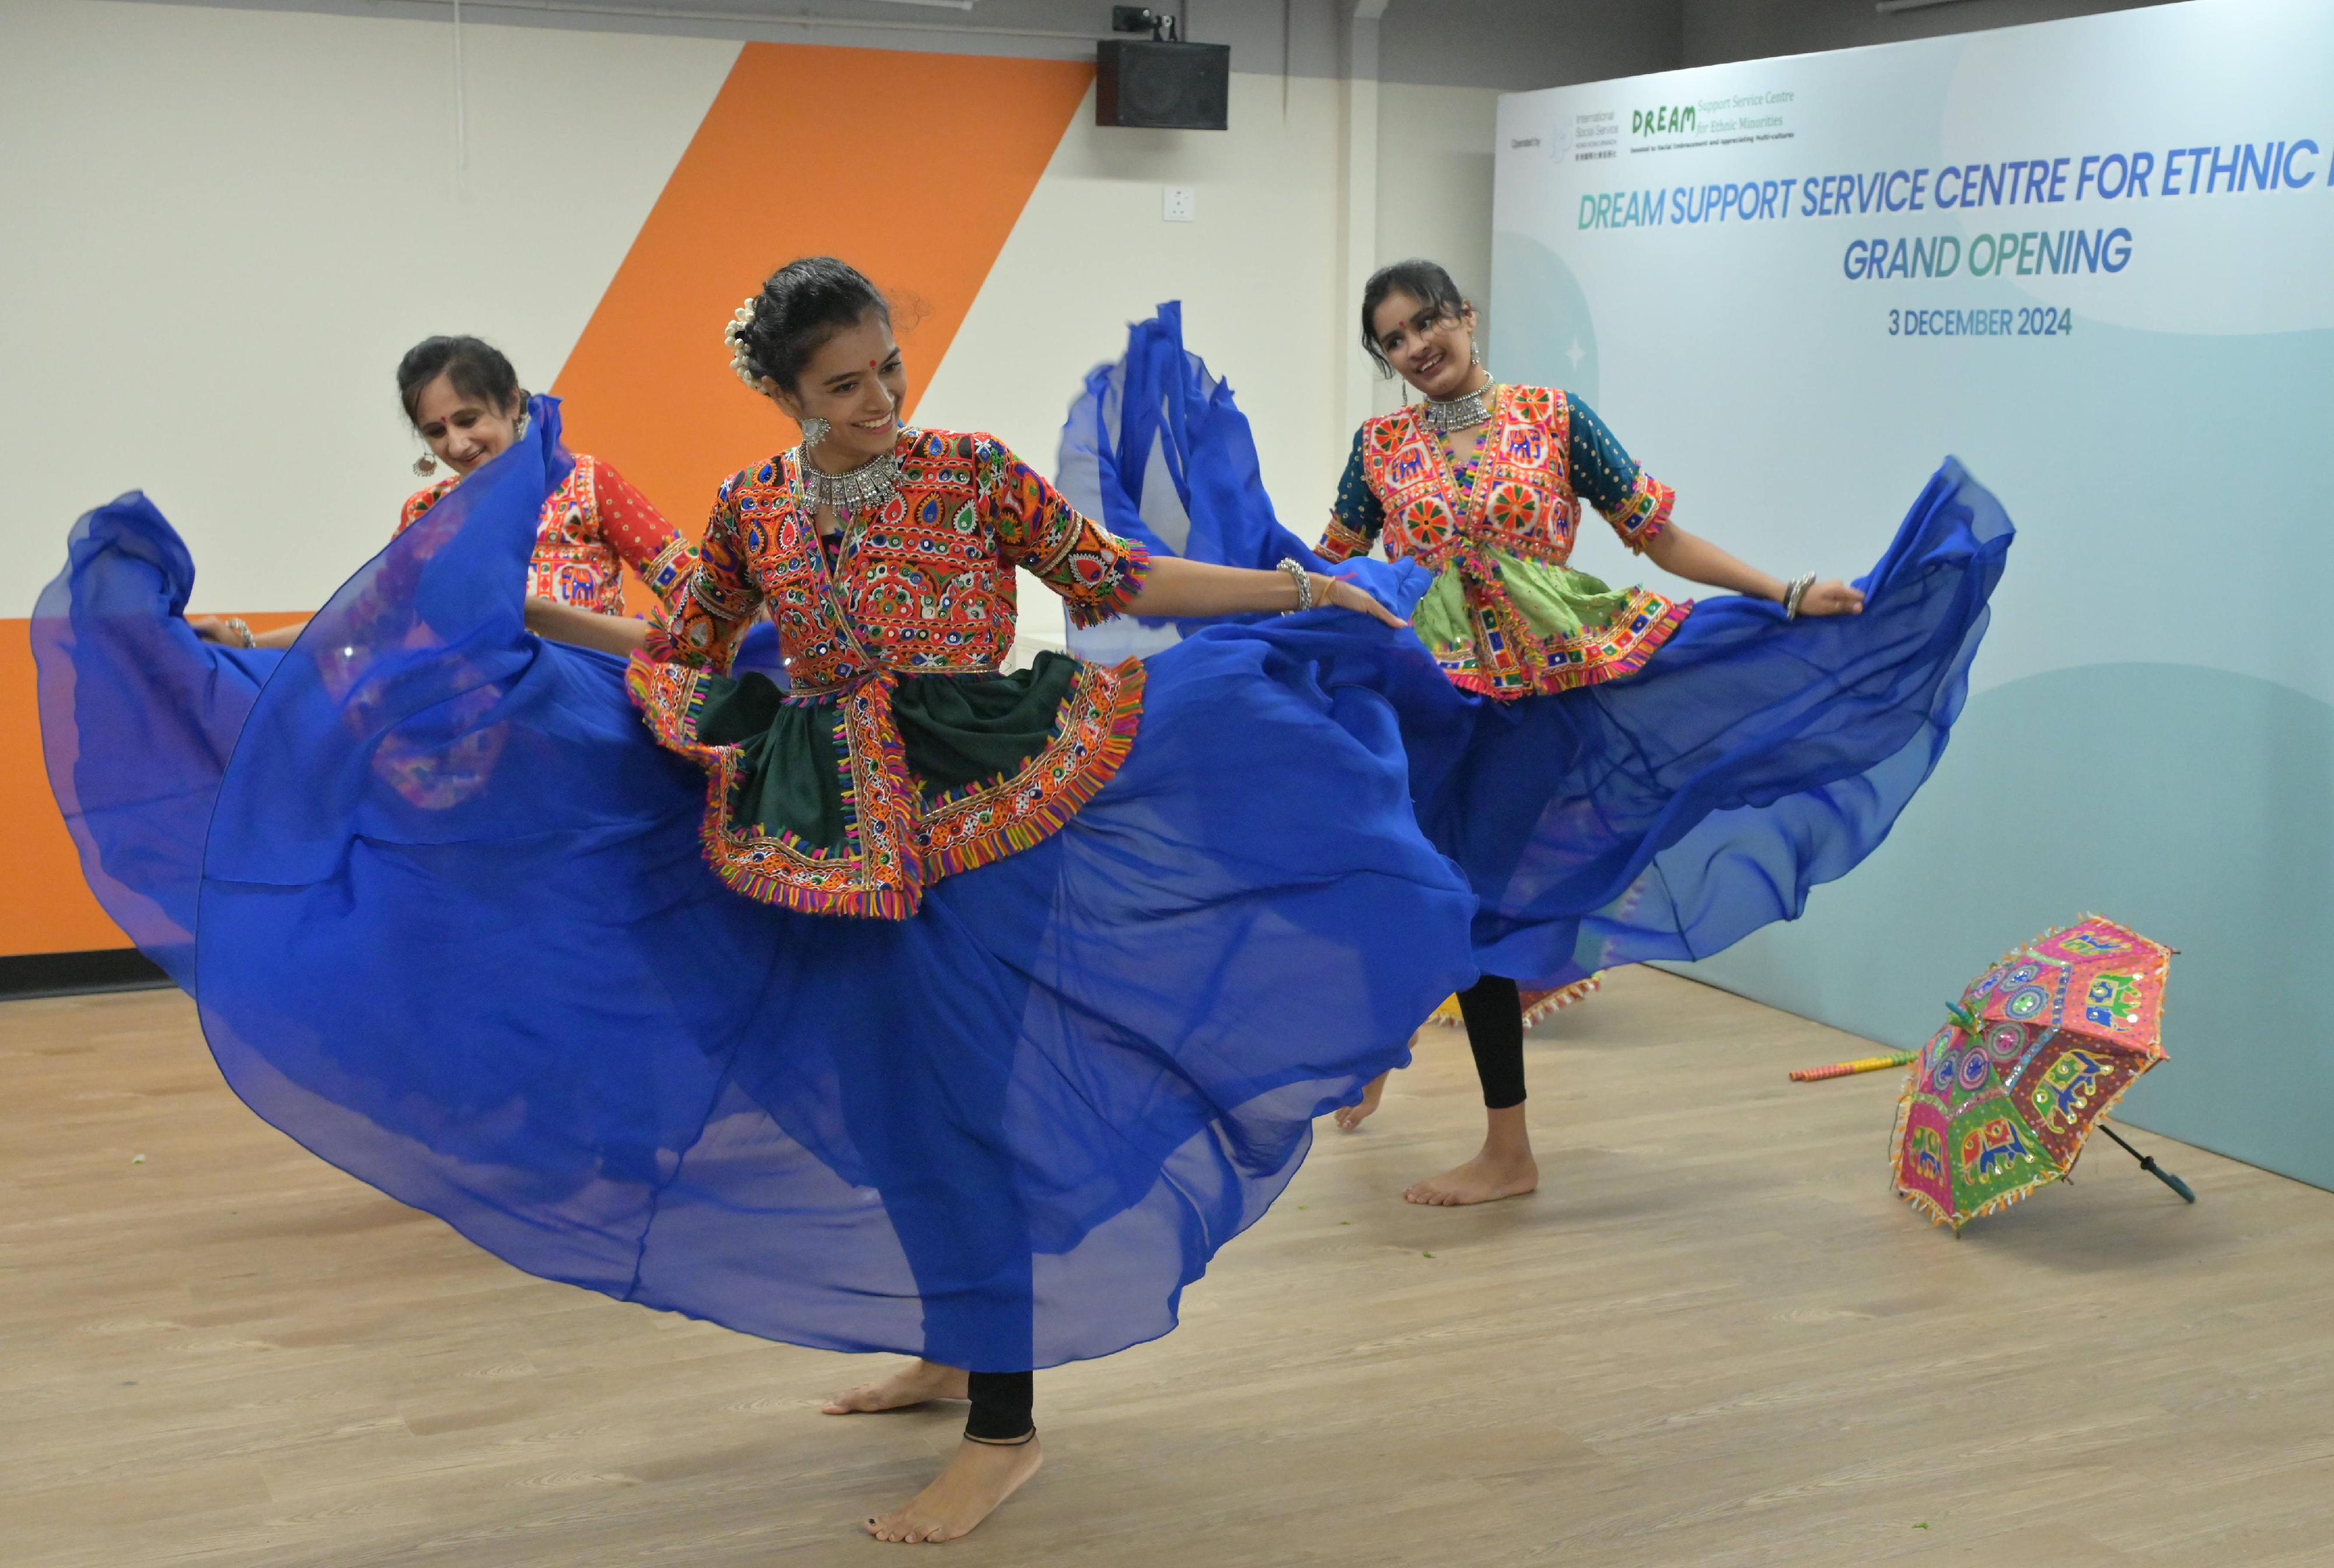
[1369,288,1482,401]
[767,310,908,469]
[410,373,524,477]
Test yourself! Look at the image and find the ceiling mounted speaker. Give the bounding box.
[1096,40,1229,130]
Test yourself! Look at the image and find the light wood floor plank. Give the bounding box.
[3,970,2327,1566]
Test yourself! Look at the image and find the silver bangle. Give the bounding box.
[1278,557,1315,614]
[1782,573,1816,621]
[222,615,256,649]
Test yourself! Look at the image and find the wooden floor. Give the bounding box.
[4,970,2330,1567]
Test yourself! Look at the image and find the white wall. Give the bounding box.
[924,68,1352,659]
[6,2,1500,649]
[0,0,736,615]
[1372,81,1502,418]
[930,71,1501,654]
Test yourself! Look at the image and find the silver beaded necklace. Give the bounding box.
[793,443,905,526]
[1420,378,1497,435]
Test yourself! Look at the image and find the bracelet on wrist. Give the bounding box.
[1781,573,1816,621]
[1277,557,1315,614]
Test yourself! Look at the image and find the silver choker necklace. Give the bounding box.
[1421,379,1497,434]
[794,444,904,523]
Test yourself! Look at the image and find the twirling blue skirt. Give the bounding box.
[1385,459,2011,988]
[39,368,2005,1373]
[32,488,782,998]
[1060,307,2014,995]
[32,498,281,994]
[139,402,1481,1372]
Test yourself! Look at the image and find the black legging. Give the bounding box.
[966,1370,1035,1442]
[1456,975,1527,1110]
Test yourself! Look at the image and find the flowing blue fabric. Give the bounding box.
[181,397,1480,1370]
[1058,306,2013,992]
[1056,300,1433,663]
[33,498,282,993]
[32,460,779,996]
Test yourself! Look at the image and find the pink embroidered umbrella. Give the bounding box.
[1891,915,2193,1233]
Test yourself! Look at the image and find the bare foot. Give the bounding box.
[1403,1146,1539,1206]
[823,1359,968,1415]
[1334,1070,1390,1133]
[865,1434,1043,1544]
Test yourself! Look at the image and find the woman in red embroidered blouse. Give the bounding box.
[1328,260,1866,1209]
[193,337,694,650]
[535,258,1433,1545]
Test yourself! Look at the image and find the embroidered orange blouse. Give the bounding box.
[400,453,695,615]
[627,428,1151,919]
[1318,386,1689,701]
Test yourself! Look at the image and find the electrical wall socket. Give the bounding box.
[1162,186,1196,222]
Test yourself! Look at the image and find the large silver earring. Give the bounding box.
[1470,341,1482,367]
[412,452,438,477]
[801,416,831,449]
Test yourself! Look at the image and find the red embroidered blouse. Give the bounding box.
[400,453,696,615]
[1318,386,1690,700]
[628,428,1151,919]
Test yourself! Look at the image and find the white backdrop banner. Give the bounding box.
[1489,0,2334,1190]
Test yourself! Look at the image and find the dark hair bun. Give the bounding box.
[396,335,522,424]
[730,258,892,396]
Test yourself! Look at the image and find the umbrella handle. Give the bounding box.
[2098,1122,2198,1205]
[2144,1160,2197,1205]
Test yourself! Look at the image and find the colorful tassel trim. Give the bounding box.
[632,654,1147,922]
[1609,472,1675,554]
[1063,542,1154,629]
[1316,514,1371,565]
[1427,973,1602,1028]
[1442,596,1692,701]
[922,657,1145,879]
[638,534,701,613]
[696,674,927,921]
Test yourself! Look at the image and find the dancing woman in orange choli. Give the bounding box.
[194,336,695,652]
[40,334,700,995]
[1324,259,1964,1212]
[177,258,1467,1550]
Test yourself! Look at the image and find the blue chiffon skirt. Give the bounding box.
[32,485,780,998]
[33,498,281,993]
[1058,306,2015,992]
[159,400,1480,1371]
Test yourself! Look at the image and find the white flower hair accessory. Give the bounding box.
[724,295,763,392]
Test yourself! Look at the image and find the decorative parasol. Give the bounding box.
[1891,915,2193,1231]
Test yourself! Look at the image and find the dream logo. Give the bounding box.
[1632,104,1694,138]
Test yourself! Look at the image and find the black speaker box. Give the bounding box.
[1096,40,1229,130]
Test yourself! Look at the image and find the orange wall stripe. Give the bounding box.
[11,45,1088,959]
[2,620,132,954]
[6,611,309,958]
[551,41,1094,607]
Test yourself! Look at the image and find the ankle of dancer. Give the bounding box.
[1458,975,1529,1110]
[964,1370,1035,1446]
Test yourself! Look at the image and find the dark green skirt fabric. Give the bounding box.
[693,651,1085,853]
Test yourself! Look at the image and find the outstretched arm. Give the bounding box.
[526,598,652,656]
[190,615,305,649]
[1643,526,1863,616]
[1570,397,1861,617]
[981,439,1406,632]
[1126,555,1406,629]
